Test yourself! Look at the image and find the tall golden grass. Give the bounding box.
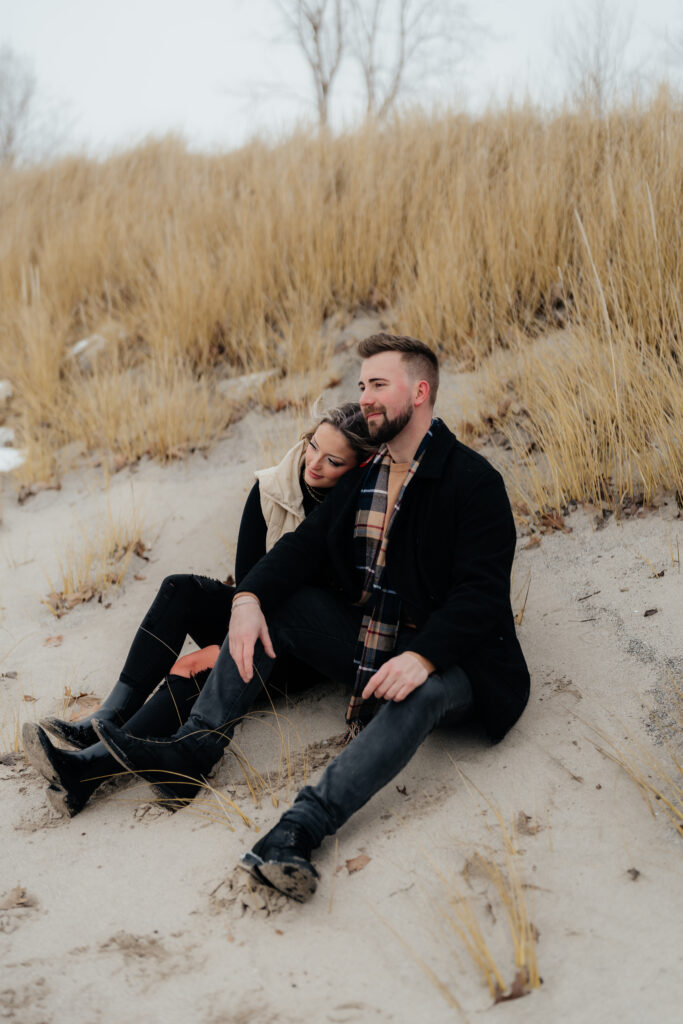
[0,92,681,508]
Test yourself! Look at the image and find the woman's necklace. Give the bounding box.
[303,477,325,503]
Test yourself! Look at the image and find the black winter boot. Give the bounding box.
[93,718,211,811]
[241,820,319,902]
[40,680,146,750]
[22,723,122,817]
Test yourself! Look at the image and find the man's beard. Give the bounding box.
[365,402,413,444]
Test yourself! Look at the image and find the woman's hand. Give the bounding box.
[228,602,275,682]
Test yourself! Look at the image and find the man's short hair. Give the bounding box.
[357,333,439,405]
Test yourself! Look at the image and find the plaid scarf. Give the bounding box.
[345,421,436,740]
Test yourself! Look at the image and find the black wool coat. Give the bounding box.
[238,419,530,743]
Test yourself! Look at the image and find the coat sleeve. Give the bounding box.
[235,495,335,609]
[406,468,517,673]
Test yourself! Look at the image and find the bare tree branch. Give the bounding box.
[275,1,347,126]
[348,0,483,120]
[268,1,485,127]
[0,45,72,164]
[0,45,37,165]
[556,0,635,116]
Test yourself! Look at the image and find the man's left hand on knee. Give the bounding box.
[362,651,436,703]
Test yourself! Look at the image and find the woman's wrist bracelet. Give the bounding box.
[232,595,260,609]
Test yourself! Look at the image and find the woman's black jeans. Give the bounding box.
[119,574,234,694]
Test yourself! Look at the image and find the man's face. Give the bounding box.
[358,352,415,444]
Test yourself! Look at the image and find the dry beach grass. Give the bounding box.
[0,94,681,513]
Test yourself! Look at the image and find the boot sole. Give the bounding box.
[241,851,318,902]
[39,717,95,750]
[92,719,199,812]
[23,724,93,818]
[46,784,83,818]
[22,723,63,787]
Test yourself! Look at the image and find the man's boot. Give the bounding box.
[93,719,214,811]
[22,723,122,818]
[241,820,319,902]
[40,680,146,750]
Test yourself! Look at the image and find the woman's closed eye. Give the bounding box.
[309,439,344,467]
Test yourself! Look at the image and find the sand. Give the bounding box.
[1,348,681,1024]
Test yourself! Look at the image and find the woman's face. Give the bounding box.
[303,422,357,489]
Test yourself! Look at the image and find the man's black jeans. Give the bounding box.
[175,587,473,847]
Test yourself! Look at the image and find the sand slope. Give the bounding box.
[1,361,681,1024]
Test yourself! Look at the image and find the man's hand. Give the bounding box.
[362,651,435,703]
[228,602,275,683]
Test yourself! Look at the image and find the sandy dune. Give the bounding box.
[1,354,681,1023]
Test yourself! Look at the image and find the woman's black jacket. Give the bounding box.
[238,419,530,743]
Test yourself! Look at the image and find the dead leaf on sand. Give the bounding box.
[523,534,542,550]
[68,696,101,720]
[517,811,542,836]
[643,608,658,617]
[494,969,533,1003]
[342,854,371,875]
[132,539,150,560]
[62,687,99,715]
[17,480,61,505]
[43,635,63,647]
[540,512,572,534]
[22,694,38,703]
[62,687,90,706]
[43,587,97,617]
[0,886,38,910]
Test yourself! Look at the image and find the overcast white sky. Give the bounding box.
[2,0,682,155]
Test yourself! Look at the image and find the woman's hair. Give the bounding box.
[302,402,374,463]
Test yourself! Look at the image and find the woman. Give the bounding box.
[23,403,373,817]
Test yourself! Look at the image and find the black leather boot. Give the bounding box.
[21,723,122,817]
[241,820,319,901]
[93,718,212,811]
[40,680,146,750]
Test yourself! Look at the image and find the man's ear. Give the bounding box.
[414,379,430,407]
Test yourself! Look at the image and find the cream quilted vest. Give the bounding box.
[254,439,307,552]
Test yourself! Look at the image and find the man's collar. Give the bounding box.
[412,418,457,478]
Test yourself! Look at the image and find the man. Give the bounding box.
[95,334,529,901]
